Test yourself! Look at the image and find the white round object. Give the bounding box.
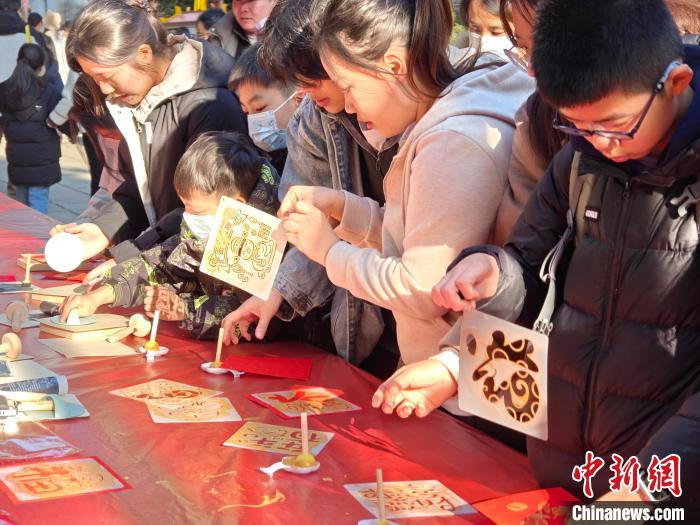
[44,233,84,273]
[201,362,229,375]
[138,346,169,356]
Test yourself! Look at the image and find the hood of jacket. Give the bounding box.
[404,61,535,147]
[131,37,235,124]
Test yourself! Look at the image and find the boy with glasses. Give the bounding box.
[374,0,700,515]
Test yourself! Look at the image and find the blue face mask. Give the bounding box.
[247,93,296,152]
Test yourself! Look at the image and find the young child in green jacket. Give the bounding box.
[59,131,279,339]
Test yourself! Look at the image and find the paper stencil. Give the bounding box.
[458,310,548,440]
[199,196,286,300]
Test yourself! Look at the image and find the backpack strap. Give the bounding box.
[533,151,584,336]
[669,179,700,235]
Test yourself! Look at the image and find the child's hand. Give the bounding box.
[83,259,117,287]
[221,291,283,345]
[143,286,186,321]
[282,200,340,265]
[59,292,102,322]
[278,185,345,223]
[49,223,110,260]
[431,253,500,312]
[372,359,458,418]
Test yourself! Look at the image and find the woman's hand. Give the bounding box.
[282,200,340,265]
[50,223,110,260]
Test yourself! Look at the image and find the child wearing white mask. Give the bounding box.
[228,44,301,173]
[59,132,281,340]
[455,0,512,59]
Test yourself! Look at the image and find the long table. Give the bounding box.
[0,193,539,524]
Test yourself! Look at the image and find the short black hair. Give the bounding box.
[228,43,290,92]
[0,0,20,11]
[197,8,224,30]
[174,132,263,201]
[533,0,685,108]
[258,0,328,85]
[28,12,42,27]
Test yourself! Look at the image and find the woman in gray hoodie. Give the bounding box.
[275,0,534,367]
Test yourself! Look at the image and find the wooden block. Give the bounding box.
[39,314,129,341]
[31,284,88,304]
[17,254,97,272]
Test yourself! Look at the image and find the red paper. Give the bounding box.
[221,355,312,381]
[0,275,17,283]
[43,272,88,282]
[474,487,578,525]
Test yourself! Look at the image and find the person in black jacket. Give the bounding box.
[0,43,62,214]
[376,0,700,516]
[48,0,247,265]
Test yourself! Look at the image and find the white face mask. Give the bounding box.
[470,33,510,60]
[183,212,217,241]
[247,92,296,152]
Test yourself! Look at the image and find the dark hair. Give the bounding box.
[28,12,42,27]
[461,0,510,29]
[311,0,476,98]
[228,43,293,93]
[258,0,328,85]
[533,0,685,108]
[174,132,263,201]
[500,0,538,46]
[666,0,700,35]
[3,44,46,104]
[197,8,225,30]
[0,0,20,11]
[66,0,171,71]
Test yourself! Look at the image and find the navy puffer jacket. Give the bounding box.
[0,76,62,186]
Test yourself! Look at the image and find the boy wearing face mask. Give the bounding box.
[59,132,280,340]
[228,44,300,175]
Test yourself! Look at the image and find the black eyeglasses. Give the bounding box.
[552,60,681,141]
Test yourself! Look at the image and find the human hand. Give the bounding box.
[278,185,345,223]
[431,253,500,312]
[371,359,458,418]
[221,290,283,345]
[143,286,186,321]
[83,259,117,287]
[49,223,110,260]
[59,291,106,322]
[282,200,340,265]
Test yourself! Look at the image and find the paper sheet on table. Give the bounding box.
[0,314,39,330]
[38,338,138,358]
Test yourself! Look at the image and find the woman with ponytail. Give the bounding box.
[265,0,533,368]
[50,0,247,264]
[0,43,62,214]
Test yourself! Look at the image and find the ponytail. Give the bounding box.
[4,44,45,103]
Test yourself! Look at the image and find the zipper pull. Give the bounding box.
[623,180,631,199]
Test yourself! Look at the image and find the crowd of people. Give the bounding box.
[0,0,699,516]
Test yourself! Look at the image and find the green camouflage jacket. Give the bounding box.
[104,163,279,339]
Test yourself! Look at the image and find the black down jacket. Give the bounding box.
[91,38,247,249]
[453,51,700,514]
[0,77,62,186]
